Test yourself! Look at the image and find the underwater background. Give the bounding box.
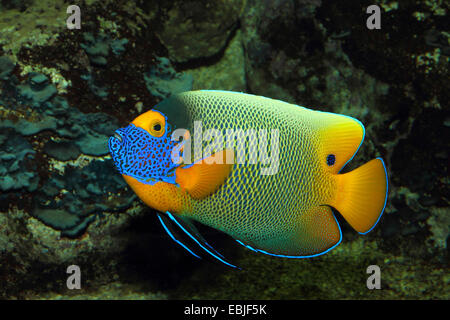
[0,0,448,299]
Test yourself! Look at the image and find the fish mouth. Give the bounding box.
[113,131,123,143]
[108,130,125,162]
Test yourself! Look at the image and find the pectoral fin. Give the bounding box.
[175,149,234,199]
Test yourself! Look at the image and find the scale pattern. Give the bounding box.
[174,91,340,255]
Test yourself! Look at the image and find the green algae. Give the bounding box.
[0,0,67,59]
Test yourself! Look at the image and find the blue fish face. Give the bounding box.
[108,123,178,185]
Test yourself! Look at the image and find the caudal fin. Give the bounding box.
[330,158,388,234]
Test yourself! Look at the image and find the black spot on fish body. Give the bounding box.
[327,154,336,166]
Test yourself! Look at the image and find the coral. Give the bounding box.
[0,0,33,10]
[0,204,153,299]
[0,56,15,79]
[80,32,129,67]
[412,48,447,74]
[77,31,130,99]
[0,74,119,155]
[17,73,58,106]
[0,50,134,239]
[18,64,72,94]
[32,159,136,237]
[80,73,109,98]
[0,128,38,192]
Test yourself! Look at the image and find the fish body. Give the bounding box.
[109,90,388,262]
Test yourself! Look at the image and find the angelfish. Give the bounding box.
[108,90,388,268]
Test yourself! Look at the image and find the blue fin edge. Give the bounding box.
[157,213,201,259]
[166,211,240,269]
[235,211,343,259]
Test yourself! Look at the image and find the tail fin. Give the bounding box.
[330,158,388,234]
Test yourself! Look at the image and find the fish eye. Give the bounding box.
[149,118,165,137]
[131,109,167,138]
[326,154,336,166]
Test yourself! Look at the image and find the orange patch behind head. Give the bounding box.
[123,174,190,214]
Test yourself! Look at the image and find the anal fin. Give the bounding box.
[236,206,341,258]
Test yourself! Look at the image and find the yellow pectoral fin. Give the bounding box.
[175,149,234,199]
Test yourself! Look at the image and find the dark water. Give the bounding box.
[0,0,448,300]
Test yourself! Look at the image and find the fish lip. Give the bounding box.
[113,130,123,143]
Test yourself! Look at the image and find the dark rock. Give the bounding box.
[381,213,401,238]
[425,29,450,56]
[1,0,448,300]
[419,194,440,207]
[80,73,109,98]
[155,0,243,62]
[401,223,421,236]
[144,56,193,99]
[241,0,325,101]
[43,140,81,161]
